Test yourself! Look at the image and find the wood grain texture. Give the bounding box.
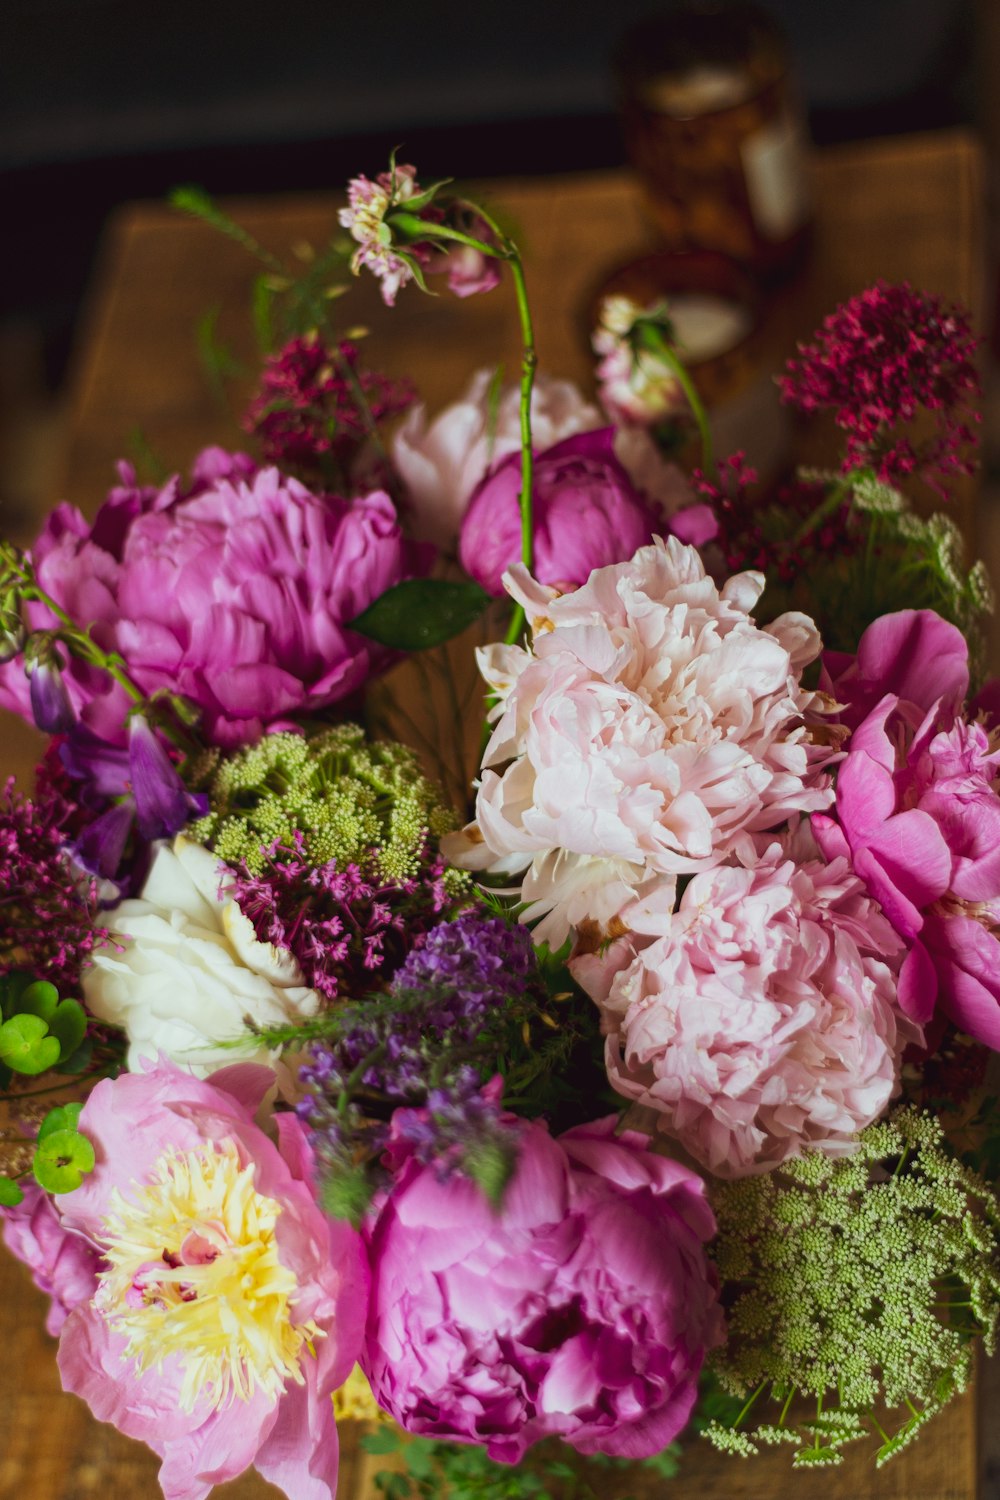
[0,129,990,1499]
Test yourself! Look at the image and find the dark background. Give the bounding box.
[0,0,984,390]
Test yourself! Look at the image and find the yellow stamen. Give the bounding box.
[97,1141,322,1413]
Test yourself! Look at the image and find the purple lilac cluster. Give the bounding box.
[244,335,415,472]
[0,776,113,991]
[779,281,980,492]
[297,911,541,1188]
[227,832,452,1000]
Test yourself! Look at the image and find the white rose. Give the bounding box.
[83,835,321,1087]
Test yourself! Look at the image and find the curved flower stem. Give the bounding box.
[639,326,715,479]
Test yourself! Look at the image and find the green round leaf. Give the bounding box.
[33,1128,95,1194]
[37,1102,84,1143]
[0,1014,61,1075]
[47,999,87,1063]
[58,1037,94,1076]
[10,979,59,1022]
[0,1177,24,1208]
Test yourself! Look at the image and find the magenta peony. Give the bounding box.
[0,448,417,748]
[362,1114,723,1462]
[817,611,1000,1049]
[459,429,661,595]
[2,1182,101,1337]
[573,829,912,1176]
[446,536,834,947]
[55,1060,368,1500]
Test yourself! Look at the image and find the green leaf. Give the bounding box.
[169,187,285,272]
[348,578,489,651]
[0,1177,23,1207]
[32,1128,95,1194]
[0,973,34,1016]
[58,1037,94,1076]
[252,273,275,352]
[0,1014,61,1075]
[373,1472,410,1498]
[9,979,59,1021]
[37,1103,84,1143]
[46,999,87,1064]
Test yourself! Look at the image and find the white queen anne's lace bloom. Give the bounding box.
[83,836,320,1082]
[446,537,834,946]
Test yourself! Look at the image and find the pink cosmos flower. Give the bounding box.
[817,612,1000,1050]
[56,1060,368,1500]
[0,449,417,748]
[573,829,912,1176]
[445,536,833,947]
[363,1113,723,1462]
[459,429,662,596]
[2,1182,101,1336]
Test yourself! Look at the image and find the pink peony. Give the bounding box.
[392,369,603,548]
[2,1181,101,1336]
[822,607,970,731]
[0,448,418,748]
[459,429,661,596]
[446,536,833,947]
[817,614,1000,1050]
[55,1060,368,1500]
[392,369,708,551]
[363,1113,723,1462]
[574,829,912,1176]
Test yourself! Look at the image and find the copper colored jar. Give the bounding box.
[616,3,812,282]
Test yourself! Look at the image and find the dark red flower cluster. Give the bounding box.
[0,776,112,991]
[694,453,855,583]
[779,281,980,493]
[244,334,415,471]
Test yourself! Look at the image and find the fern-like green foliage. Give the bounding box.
[750,470,992,675]
[705,1108,1000,1468]
[188,724,461,883]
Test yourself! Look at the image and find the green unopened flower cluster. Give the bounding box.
[706,1108,1000,1469]
[188,724,458,881]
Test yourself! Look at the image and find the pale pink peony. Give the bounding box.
[363,1113,723,1462]
[446,537,833,947]
[0,449,417,749]
[573,829,912,1176]
[55,1060,368,1500]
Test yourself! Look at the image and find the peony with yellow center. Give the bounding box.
[97,1141,322,1413]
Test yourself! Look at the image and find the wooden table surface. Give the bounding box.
[0,128,993,1499]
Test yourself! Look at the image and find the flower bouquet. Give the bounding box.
[1,156,998,1500]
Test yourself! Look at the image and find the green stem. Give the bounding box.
[789,474,855,548]
[733,1381,768,1430]
[641,328,714,479]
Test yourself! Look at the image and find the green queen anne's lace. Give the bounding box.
[706,1108,1000,1468]
[188,724,458,881]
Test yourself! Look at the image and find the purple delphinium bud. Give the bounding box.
[28,655,75,734]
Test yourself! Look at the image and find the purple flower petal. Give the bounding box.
[127,716,204,840]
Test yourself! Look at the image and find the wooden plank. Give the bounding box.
[0,130,989,1499]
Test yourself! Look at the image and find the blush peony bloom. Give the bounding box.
[817,615,1000,1050]
[446,536,833,947]
[2,1182,102,1336]
[459,429,661,596]
[363,1113,723,1462]
[83,836,320,1082]
[0,448,417,749]
[57,1060,368,1500]
[574,830,912,1177]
